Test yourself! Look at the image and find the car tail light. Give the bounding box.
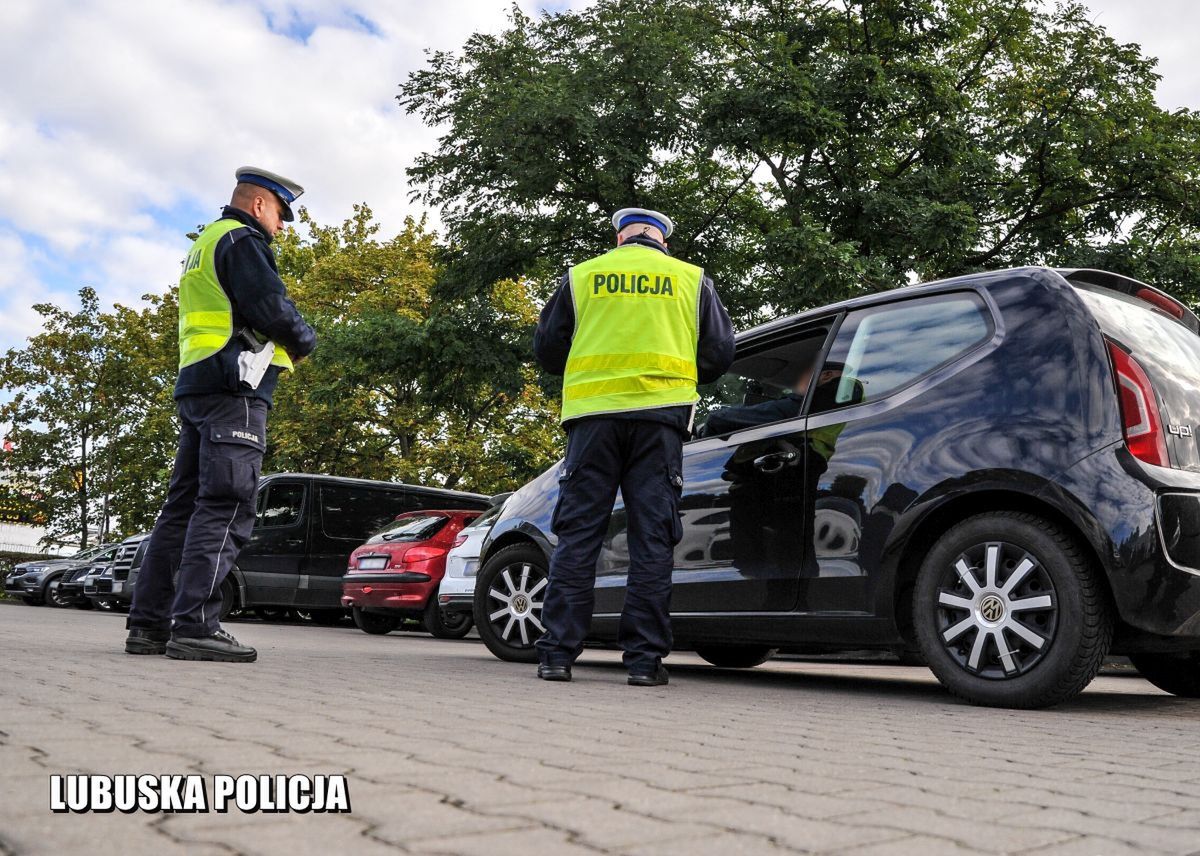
[395,546,447,566]
[453,533,468,548]
[1134,287,1186,320]
[1107,339,1169,467]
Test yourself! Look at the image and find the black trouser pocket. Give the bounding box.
[201,423,266,502]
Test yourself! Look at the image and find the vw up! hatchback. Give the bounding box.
[473,267,1200,708]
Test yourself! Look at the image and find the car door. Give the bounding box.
[801,291,996,613]
[298,483,413,607]
[592,321,836,614]
[240,479,308,606]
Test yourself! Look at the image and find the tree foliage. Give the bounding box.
[400,0,1200,319]
[270,206,561,492]
[0,289,177,546]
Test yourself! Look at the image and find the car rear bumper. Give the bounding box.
[341,579,436,611]
[438,592,474,614]
[1047,446,1200,641]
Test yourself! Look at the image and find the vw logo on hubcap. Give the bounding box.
[979,595,1005,623]
[512,595,529,614]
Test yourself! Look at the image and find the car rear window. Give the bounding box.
[367,514,449,544]
[1075,285,1200,471]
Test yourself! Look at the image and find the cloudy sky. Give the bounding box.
[0,0,1195,358]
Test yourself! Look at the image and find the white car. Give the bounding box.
[437,496,510,618]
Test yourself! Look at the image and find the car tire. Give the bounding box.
[423,599,473,639]
[353,607,401,635]
[45,575,71,608]
[254,607,289,622]
[219,577,238,622]
[913,512,1112,709]
[1129,651,1200,697]
[473,543,549,663]
[694,644,776,668]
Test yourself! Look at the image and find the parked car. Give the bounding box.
[5,544,120,607]
[473,267,1200,708]
[56,547,122,609]
[110,534,151,609]
[342,509,483,637]
[438,495,513,618]
[218,474,490,622]
[76,560,116,610]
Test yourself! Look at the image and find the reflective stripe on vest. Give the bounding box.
[177,218,294,372]
[562,244,702,422]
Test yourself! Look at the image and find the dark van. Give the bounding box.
[127,473,490,621]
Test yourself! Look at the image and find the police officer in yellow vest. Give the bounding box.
[126,167,316,662]
[533,208,734,685]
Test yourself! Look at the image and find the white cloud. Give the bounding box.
[0,0,587,352]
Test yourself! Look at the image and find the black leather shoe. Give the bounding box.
[166,629,257,662]
[537,663,572,682]
[125,628,170,655]
[628,665,669,687]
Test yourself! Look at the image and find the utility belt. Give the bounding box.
[235,328,276,390]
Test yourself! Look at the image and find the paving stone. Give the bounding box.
[3,603,1198,856]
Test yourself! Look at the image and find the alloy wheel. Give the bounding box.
[935,541,1058,679]
[485,562,547,647]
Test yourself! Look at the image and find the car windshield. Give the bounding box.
[367,514,449,544]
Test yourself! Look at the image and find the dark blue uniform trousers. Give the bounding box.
[129,394,266,638]
[535,418,684,672]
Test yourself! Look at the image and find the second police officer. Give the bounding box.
[125,167,317,663]
[533,208,735,686]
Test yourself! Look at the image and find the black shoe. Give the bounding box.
[125,628,170,655]
[628,665,669,687]
[165,629,257,662]
[537,663,572,682]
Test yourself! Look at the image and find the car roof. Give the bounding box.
[737,265,1199,343]
[261,472,489,501]
[736,266,1047,344]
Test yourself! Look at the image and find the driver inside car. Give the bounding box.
[697,361,847,438]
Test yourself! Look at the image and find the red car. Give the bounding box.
[342,509,481,638]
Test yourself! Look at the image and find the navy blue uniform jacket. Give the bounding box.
[174,206,317,407]
[532,236,736,434]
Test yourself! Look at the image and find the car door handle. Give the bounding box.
[753,451,798,474]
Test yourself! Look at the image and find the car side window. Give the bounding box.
[321,486,411,541]
[694,325,833,438]
[257,483,306,528]
[812,293,991,415]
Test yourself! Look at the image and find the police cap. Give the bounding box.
[612,207,674,239]
[235,166,304,222]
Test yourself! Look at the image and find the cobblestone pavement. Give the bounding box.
[2,603,1198,856]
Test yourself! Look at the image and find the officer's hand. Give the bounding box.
[289,351,306,365]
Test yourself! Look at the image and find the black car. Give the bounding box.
[109,533,151,609]
[168,473,492,622]
[474,267,1200,708]
[5,543,120,607]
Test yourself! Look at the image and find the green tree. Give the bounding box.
[1,288,124,547]
[400,0,1200,319]
[268,206,561,492]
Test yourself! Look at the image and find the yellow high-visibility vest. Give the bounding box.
[562,243,702,422]
[177,219,293,372]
